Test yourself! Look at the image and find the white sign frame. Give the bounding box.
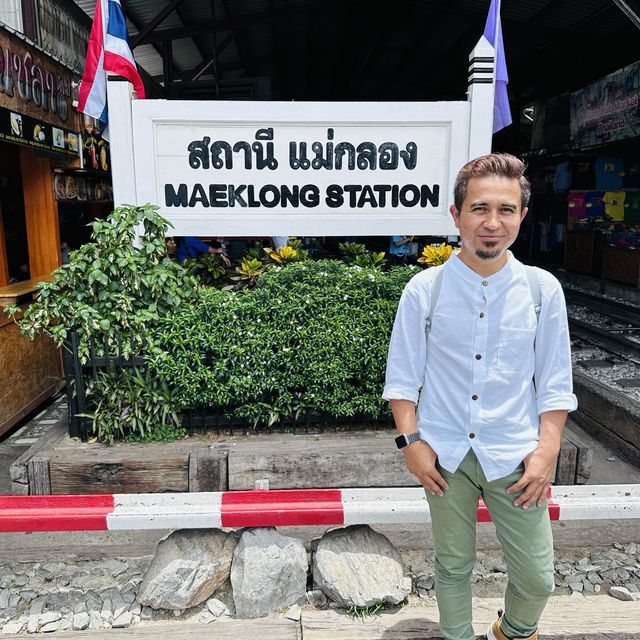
[108,37,496,238]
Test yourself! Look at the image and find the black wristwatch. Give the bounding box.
[395,432,422,449]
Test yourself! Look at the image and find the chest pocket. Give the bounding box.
[495,326,536,379]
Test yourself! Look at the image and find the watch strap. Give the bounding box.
[395,432,421,449]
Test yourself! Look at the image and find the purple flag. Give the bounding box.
[483,0,511,133]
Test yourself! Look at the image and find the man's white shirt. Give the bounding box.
[383,252,577,481]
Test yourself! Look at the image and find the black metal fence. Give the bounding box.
[63,330,393,442]
[62,331,145,441]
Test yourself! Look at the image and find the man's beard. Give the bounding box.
[475,240,502,260]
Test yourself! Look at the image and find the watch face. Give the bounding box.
[395,434,408,449]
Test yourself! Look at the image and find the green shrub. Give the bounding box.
[84,367,184,444]
[6,204,198,443]
[6,204,199,362]
[149,261,417,427]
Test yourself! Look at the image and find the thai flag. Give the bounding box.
[483,0,511,133]
[78,0,145,140]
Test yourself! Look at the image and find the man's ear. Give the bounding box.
[520,206,529,221]
[450,204,461,229]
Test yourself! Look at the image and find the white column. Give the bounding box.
[467,36,495,161]
[106,77,137,209]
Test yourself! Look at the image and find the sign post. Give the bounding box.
[106,37,497,239]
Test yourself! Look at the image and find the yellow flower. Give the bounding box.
[264,245,299,264]
[417,243,454,267]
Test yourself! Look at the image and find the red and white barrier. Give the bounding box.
[1,485,639,533]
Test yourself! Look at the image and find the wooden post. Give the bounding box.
[19,147,61,277]
[189,449,228,491]
[0,204,9,287]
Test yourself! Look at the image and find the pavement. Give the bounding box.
[0,392,66,495]
[2,596,639,639]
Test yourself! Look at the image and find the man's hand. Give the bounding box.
[506,446,557,509]
[403,440,449,497]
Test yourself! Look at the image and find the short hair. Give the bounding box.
[453,153,531,211]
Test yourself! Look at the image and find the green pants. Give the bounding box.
[426,449,555,640]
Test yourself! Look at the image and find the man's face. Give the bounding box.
[449,176,528,262]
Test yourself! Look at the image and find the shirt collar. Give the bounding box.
[447,251,517,287]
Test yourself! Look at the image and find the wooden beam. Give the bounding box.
[130,0,185,49]
[19,148,61,278]
[0,205,9,287]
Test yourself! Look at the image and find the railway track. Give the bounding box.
[564,286,640,468]
[565,288,640,364]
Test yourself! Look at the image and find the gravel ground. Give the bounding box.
[0,543,638,634]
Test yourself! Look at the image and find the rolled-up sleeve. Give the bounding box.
[534,277,578,414]
[382,279,428,404]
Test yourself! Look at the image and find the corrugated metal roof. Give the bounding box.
[70,0,638,103]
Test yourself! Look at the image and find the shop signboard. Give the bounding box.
[38,0,90,76]
[108,37,496,237]
[0,26,75,132]
[570,61,640,149]
[0,104,79,156]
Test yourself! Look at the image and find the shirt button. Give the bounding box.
[475,354,482,360]
[471,394,478,401]
[482,280,488,286]
[479,312,485,318]
[469,432,476,439]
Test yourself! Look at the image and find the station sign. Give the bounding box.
[131,101,469,236]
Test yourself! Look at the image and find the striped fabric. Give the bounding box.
[77,0,145,139]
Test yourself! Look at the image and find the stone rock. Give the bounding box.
[140,606,153,621]
[484,558,507,573]
[100,600,112,621]
[231,527,307,619]
[609,586,635,601]
[26,615,38,634]
[313,525,410,608]
[19,591,37,603]
[206,598,228,617]
[199,611,216,624]
[625,542,637,555]
[285,604,301,621]
[137,529,236,611]
[58,617,72,631]
[587,571,602,585]
[39,622,58,633]
[306,590,327,608]
[103,560,129,578]
[112,612,133,628]
[72,612,90,631]
[88,611,102,630]
[38,612,61,626]
[415,575,434,592]
[1,623,23,635]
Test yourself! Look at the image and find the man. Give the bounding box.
[383,153,577,640]
[176,236,231,266]
[389,235,414,266]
